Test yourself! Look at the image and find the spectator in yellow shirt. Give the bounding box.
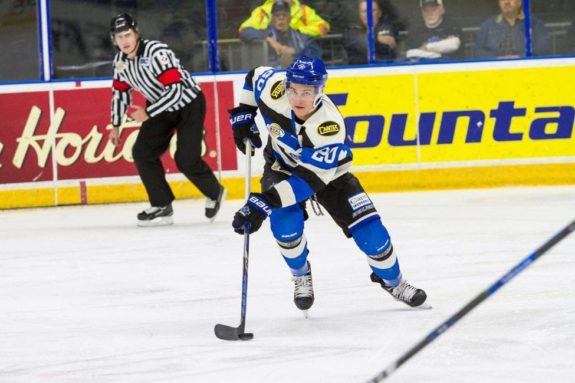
[239,0,330,37]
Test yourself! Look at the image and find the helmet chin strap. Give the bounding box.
[312,86,324,108]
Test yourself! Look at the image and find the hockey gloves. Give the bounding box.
[229,104,262,156]
[232,193,272,234]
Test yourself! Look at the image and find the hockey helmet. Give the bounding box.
[286,56,327,88]
[110,13,138,35]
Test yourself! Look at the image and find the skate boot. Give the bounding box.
[205,186,227,221]
[292,263,314,311]
[370,273,427,308]
[137,204,174,227]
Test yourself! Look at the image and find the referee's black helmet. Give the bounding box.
[110,13,138,35]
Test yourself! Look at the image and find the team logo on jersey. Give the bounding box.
[159,53,169,65]
[318,121,341,136]
[115,60,126,72]
[270,80,284,99]
[268,123,285,138]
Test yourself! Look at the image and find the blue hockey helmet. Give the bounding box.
[285,56,328,87]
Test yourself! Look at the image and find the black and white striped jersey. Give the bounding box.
[111,39,201,127]
[239,66,353,208]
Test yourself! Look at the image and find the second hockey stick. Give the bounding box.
[214,141,254,341]
[366,218,575,382]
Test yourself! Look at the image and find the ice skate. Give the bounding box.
[292,262,314,315]
[205,186,227,221]
[137,204,174,227]
[370,273,429,309]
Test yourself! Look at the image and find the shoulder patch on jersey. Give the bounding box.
[139,57,151,67]
[318,121,341,136]
[270,80,284,100]
[158,52,169,65]
[268,123,285,138]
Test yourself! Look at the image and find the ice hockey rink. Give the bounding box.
[1,185,574,383]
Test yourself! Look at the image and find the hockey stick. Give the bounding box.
[214,141,254,341]
[366,219,575,382]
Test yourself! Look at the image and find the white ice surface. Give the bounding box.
[1,186,574,383]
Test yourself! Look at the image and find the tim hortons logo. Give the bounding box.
[6,105,193,170]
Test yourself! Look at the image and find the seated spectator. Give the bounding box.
[240,0,321,68]
[405,0,462,61]
[239,0,330,37]
[475,0,551,58]
[343,0,398,64]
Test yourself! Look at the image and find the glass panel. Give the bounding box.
[455,0,553,60]
[0,0,40,82]
[306,0,419,67]
[530,0,575,56]
[158,2,207,73]
[393,0,497,62]
[50,1,206,79]
[223,0,349,71]
[215,0,251,72]
[312,0,373,66]
[50,1,115,79]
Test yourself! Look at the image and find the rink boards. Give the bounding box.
[1,58,574,208]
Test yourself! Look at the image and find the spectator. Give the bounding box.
[343,0,398,64]
[239,0,330,37]
[475,0,551,58]
[240,0,321,68]
[405,0,462,61]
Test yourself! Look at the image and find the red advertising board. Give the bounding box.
[0,81,236,184]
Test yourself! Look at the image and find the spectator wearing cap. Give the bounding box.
[240,0,321,68]
[405,0,463,61]
[239,0,330,38]
[475,0,551,59]
[343,0,398,64]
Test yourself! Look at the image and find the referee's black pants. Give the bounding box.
[132,92,221,207]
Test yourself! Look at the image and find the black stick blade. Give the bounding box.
[214,324,254,341]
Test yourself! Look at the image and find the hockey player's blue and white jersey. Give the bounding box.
[239,66,353,208]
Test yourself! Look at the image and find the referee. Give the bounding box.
[108,13,226,226]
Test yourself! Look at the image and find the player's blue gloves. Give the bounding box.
[229,105,262,156]
[232,193,272,234]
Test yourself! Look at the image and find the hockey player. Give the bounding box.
[229,56,428,312]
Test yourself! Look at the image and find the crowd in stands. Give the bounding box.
[31,0,575,81]
[232,0,569,69]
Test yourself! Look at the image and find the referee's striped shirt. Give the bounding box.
[111,39,201,127]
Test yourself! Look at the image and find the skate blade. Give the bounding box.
[302,310,309,319]
[137,216,174,227]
